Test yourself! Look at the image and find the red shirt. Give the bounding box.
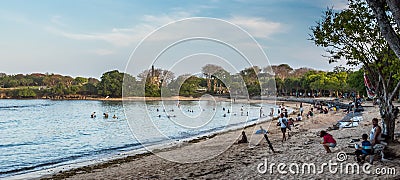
[323,134,336,144]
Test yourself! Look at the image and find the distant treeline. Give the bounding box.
[0,64,365,99]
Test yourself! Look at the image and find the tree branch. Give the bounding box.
[386,0,400,29]
[367,0,400,60]
[389,80,400,101]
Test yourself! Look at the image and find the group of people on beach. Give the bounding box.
[236,100,387,165]
[319,117,386,164]
[354,118,386,164]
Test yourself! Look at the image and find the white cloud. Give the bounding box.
[45,25,148,46]
[46,12,192,47]
[46,11,282,50]
[321,0,348,10]
[228,16,284,39]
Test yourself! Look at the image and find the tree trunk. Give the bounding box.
[367,0,400,62]
[213,79,217,93]
[207,76,211,92]
[366,0,400,142]
[380,98,396,141]
[386,0,400,29]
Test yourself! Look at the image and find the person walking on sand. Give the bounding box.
[278,113,288,142]
[299,103,304,116]
[320,130,336,153]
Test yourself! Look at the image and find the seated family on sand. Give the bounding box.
[319,118,387,164]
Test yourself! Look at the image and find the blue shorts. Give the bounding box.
[328,143,336,148]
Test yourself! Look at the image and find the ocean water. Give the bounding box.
[0,99,274,178]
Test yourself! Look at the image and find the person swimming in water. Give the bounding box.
[91,112,96,118]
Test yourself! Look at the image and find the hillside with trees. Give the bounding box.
[0,64,367,100]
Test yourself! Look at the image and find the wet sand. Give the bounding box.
[42,101,400,179]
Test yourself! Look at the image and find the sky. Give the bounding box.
[0,0,349,79]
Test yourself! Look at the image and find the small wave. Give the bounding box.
[0,155,83,176]
[0,103,51,109]
[0,142,143,177]
[0,142,37,148]
[0,119,19,125]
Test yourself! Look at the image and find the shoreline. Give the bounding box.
[10,100,400,179]
[7,99,283,179]
[36,101,297,179]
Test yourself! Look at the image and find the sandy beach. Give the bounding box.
[42,100,400,179]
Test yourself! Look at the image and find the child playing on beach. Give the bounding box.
[355,134,372,162]
[320,130,336,153]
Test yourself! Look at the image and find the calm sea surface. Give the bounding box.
[0,99,274,178]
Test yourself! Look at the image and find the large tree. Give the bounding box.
[201,64,223,92]
[97,70,125,97]
[310,0,400,141]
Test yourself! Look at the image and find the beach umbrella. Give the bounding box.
[255,129,268,134]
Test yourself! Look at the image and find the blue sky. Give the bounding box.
[0,0,348,78]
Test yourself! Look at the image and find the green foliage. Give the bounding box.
[348,69,366,95]
[310,0,400,94]
[0,63,371,99]
[12,88,37,98]
[73,77,88,85]
[97,70,124,97]
[145,83,160,97]
[80,83,97,95]
[179,76,202,97]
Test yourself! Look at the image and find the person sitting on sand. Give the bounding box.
[296,114,302,121]
[369,118,387,164]
[370,118,383,146]
[113,114,117,119]
[288,118,294,127]
[237,131,248,144]
[306,110,314,118]
[355,134,372,162]
[320,130,336,153]
[103,113,109,118]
